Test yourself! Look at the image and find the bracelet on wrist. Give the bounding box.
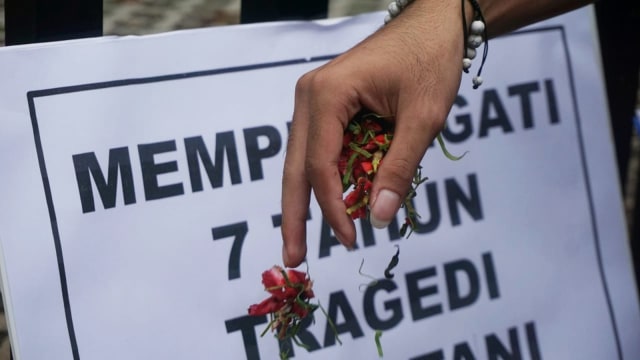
[384,0,489,89]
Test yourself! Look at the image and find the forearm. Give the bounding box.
[481,0,595,38]
[389,0,594,54]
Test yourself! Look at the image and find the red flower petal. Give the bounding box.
[248,296,283,316]
[344,189,362,207]
[304,288,315,300]
[350,206,367,219]
[360,161,373,175]
[291,302,309,318]
[261,266,286,288]
[363,141,378,151]
[286,269,308,284]
[374,134,388,145]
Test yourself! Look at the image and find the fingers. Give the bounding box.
[305,70,360,248]
[281,74,313,268]
[282,67,363,266]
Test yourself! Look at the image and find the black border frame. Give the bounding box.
[25,26,622,359]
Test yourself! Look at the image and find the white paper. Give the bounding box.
[0,7,637,360]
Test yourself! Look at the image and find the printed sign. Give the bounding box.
[0,7,638,360]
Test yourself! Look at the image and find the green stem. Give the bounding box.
[319,301,342,345]
[358,258,378,291]
[349,142,373,158]
[375,330,384,357]
[342,151,360,189]
[436,133,467,161]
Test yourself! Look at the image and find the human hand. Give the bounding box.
[281,0,470,268]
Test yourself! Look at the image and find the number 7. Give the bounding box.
[212,222,248,280]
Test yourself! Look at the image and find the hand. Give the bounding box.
[281,0,469,268]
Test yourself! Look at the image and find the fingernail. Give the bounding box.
[370,189,401,229]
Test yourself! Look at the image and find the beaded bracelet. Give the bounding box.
[384,0,488,89]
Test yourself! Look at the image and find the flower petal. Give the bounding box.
[261,265,285,288]
[286,269,308,284]
[248,296,283,316]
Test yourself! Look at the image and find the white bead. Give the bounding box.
[396,0,410,8]
[466,48,476,60]
[470,20,485,35]
[472,76,483,87]
[388,2,401,17]
[467,35,483,49]
[462,58,472,70]
[384,13,392,24]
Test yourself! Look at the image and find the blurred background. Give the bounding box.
[0,1,637,359]
[0,0,392,44]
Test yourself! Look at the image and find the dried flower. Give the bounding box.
[339,112,427,236]
[248,265,341,359]
[248,265,317,340]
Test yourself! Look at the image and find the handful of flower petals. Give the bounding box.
[340,112,428,237]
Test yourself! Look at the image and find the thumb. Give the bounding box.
[368,107,445,228]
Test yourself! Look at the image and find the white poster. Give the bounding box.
[0,6,638,360]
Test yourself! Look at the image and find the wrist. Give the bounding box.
[383,0,488,89]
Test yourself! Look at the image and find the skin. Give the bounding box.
[281,0,593,268]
